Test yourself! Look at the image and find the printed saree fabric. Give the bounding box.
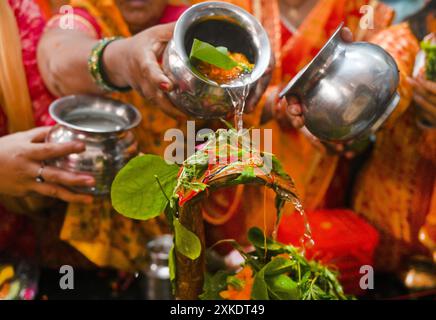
[353,24,436,271]
[0,0,55,135]
[0,0,56,260]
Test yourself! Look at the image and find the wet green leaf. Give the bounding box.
[199,271,229,300]
[169,244,176,282]
[248,227,283,252]
[174,219,201,260]
[264,257,294,276]
[266,274,299,300]
[190,38,238,70]
[251,267,269,300]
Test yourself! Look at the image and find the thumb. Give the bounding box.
[340,27,353,43]
[26,126,52,142]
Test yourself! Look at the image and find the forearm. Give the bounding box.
[37,29,129,96]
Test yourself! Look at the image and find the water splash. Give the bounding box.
[274,188,314,254]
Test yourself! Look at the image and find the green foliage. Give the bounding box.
[111,155,179,220]
[168,244,176,294]
[422,40,436,81]
[266,274,299,300]
[202,227,351,301]
[174,219,201,260]
[232,165,256,184]
[247,227,283,253]
[198,271,229,300]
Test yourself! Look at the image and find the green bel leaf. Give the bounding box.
[168,244,176,294]
[111,155,179,220]
[264,257,295,276]
[174,219,202,260]
[251,267,269,300]
[169,244,176,282]
[199,271,229,300]
[216,46,229,55]
[189,38,238,70]
[233,165,256,184]
[248,227,283,252]
[252,257,299,300]
[266,274,299,300]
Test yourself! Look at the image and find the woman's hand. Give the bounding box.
[275,28,363,157]
[0,127,95,204]
[103,22,186,119]
[277,28,354,129]
[408,73,436,126]
[39,23,185,119]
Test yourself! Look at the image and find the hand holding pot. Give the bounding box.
[0,127,94,204]
[277,28,354,130]
[101,23,186,119]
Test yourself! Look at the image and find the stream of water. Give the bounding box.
[225,82,315,253]
[226,84,250,132]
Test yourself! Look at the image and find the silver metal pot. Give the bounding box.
[143,235,174,300]
[163,1,274,119]
[47,95,141,195]
[280,24,400,142]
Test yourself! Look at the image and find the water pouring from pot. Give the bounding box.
[162,1,274,127]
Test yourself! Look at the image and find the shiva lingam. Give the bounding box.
[170,130,309,299]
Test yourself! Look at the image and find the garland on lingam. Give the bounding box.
[111,127,351,300]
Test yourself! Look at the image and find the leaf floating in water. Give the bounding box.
[190,38,238,70]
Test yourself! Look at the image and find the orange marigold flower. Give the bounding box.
[220,266,254,300]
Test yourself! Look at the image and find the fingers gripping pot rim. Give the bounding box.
[162,1,274,119]
[279,23,401,142]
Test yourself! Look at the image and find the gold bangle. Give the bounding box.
[88,37,131,93]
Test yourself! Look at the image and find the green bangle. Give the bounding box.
[88,37,131,93]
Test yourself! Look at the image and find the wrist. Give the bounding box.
[101,37,130,89]
[88,37,131,92]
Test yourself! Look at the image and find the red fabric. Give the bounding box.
[0,205,23,251]
[76,4,188,37]
[3,0,55,130]
[0,0,54,258]
[277,209,379,295]
[158,4,188,24]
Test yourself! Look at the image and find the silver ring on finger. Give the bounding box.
[35,163,45,183]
